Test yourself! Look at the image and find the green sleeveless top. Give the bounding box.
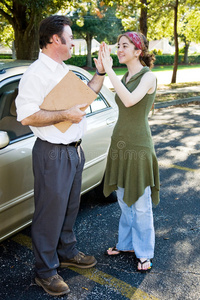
[103,66,160,206]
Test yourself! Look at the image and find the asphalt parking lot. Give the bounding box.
[0,103,200,300]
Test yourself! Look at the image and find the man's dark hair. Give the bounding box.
[39,15,72,49]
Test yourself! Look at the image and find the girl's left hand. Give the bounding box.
[101,43,113,72]
[93,43,105,73]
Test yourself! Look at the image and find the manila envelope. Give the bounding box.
[40,71,97,132]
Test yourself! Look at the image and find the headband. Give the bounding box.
[124,32,145,56]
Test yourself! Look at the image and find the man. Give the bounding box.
[16,15,106,296]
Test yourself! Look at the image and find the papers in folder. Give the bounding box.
[40,71,97,132]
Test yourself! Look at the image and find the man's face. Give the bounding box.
[59,25,74,61]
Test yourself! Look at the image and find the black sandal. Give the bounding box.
[137,258,152,272]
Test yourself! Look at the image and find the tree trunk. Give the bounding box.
[86,33,93,69]
[140,0,148,36]
[14,24,39,60]
[12,1,41,60]
[184,42,189,64]
[171,0,179,84]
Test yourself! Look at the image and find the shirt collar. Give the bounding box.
[38,52,68,72]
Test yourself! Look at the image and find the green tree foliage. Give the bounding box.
[0,0,71,59]
[69,2,123,68]
[115,1,140,32]
[105,0,149,36]
[147,0,200,82]
[178,4,200,63]
[0,17,14,53]
[0,0,121,61]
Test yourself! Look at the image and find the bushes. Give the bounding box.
[64,55,87,67]
[154,54,200,65]
[65,53,200,67]
[187,55,200,64]
[65,54,124,67]
[151,49,163,55]
[65,54,126,68]
[154,54,184,65]
[2,52,200,66]
[0,54,12,59]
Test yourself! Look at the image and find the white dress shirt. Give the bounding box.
[16,53,87,144]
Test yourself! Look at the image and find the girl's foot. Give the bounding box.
[137,258,152,272]
[106,246,135,256]
[107,247,121,255]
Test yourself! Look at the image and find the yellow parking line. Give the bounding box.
[68,267,159,300]
[11,234,159,300]
[12,233,33,249]
[159,163,200,172]
[169,164,199,172]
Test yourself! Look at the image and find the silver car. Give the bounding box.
[0,64,118,242]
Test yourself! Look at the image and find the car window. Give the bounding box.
[90,94,108,113]
[74,71,109,115]
[0,79,32,142]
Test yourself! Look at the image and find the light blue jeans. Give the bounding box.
[116,186,155,259]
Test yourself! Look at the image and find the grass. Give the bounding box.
[157,81,200,90]
[155,92,200,103]
[153,64,200,72]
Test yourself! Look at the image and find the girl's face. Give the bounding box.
[117,36,141,65]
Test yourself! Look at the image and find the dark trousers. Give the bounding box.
[31,138,85,279]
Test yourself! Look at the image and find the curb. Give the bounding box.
[155,96,200,109]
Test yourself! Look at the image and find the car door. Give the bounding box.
[0,76,35,241]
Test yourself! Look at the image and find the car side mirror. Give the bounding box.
[0,131,10,149]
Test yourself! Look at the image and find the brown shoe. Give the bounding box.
[35,274,70,296]
[60,251,97,269]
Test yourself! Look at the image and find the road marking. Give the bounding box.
[159,163,200,172]
[68,267,159,300]
[12,233,33,249]
[169,164,199,172]
[11,234,159,300]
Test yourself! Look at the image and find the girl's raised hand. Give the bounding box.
[93,43,105,74]
[101,42,113,72]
